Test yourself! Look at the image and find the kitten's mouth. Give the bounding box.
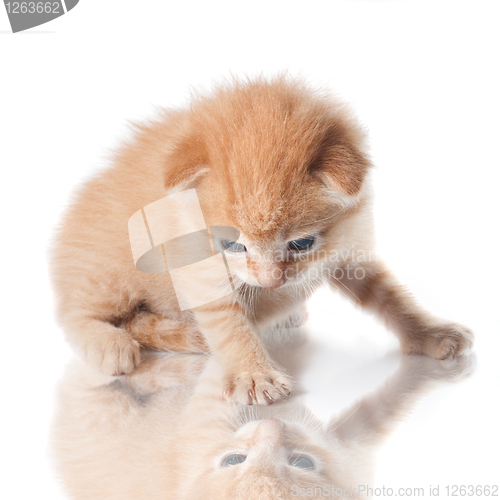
[232,269,309,290]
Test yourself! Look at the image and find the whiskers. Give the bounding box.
[288,274,323,301]
[326,273,361,305]
[212,404,263,433]
[326,398,362,434]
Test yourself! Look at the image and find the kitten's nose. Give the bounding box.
[257,272,286,289]
[255,418,286,445]
[254,261,286,288]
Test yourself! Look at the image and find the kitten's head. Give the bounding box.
[177,408,362,500]
[164,77,372,291]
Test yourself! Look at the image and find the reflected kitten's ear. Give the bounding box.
[310,119,372,197]
[164,131,210,192]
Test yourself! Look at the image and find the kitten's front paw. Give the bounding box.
[222,365,293,405]
[89,333,142,376]
[410,322,474,360]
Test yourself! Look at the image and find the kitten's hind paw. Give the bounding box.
[88,333,142,376]
[223,365,293,406]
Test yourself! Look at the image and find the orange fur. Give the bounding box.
[50,76,473,403]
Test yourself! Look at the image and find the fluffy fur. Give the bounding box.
[51,346,474,500]
[50,76,473,405]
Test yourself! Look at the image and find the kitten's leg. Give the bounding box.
[61,310,208,376]
[329,261,474,359]
[61,313,142,376]
[194,301,293,405]
[123,310,209,354]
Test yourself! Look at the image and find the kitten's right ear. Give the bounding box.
[309,115,372,199]
[312,142,371,197]
[164,132,210,192]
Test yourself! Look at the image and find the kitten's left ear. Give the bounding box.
[310,122,372,197]
[164,131,210,192]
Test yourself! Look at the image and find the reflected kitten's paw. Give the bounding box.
[404,351,476,382]
[88,333,142,376]
[223,365,293,405]
[429,351,476,381]
[410,322,474,360]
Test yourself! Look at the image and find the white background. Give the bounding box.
[1,1,499,498]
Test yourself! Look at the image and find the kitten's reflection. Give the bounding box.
[52,345,473,500]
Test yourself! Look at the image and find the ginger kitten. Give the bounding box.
[51,349,474,500]
[50,76,473,405]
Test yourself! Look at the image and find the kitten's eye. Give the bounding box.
[221,454,247,467]
[289,455,315,470]
[288,237,315,252]
[221,240,246,253]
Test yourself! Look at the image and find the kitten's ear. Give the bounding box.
[164,132,210,192]
[310,124,372,197]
